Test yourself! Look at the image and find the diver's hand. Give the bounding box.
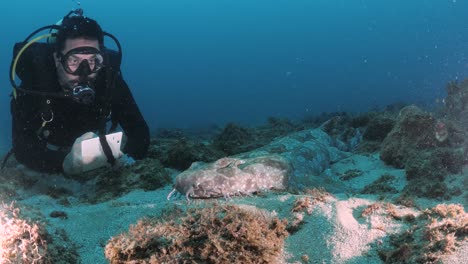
[99,154,136,171]
[63,132,123,175]
[63,132,97,175]
[114,154,136,169]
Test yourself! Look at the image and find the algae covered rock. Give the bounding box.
[263,116,300,138]
[380,105,439,168]
[91,158,172,202]
[403,148,464,199]
[165,138,223,170]
[405,148,464,181]
[149,137,224,171]
[105,204,288,264]
[213,123,259,155]
[379,105,465,199]
[363,115,396,142]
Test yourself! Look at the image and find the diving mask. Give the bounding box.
[59,46,104,76]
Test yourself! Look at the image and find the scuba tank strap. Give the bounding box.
[96,49,121,166]
[98,132,116,166]
[98,111,116,166]
[98,127,116,166]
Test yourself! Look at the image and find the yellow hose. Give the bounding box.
[11,33,53,99]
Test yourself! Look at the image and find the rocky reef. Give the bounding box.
[379,105,465,199]
[1,80,468,264]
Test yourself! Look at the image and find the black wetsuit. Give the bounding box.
[10,42,150,173]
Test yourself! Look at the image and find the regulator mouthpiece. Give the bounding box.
[71,83,95,104]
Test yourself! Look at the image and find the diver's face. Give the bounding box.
[54,38,100,90]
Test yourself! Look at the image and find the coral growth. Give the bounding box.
[289,188,333,233]
[360,202,413,221]
[292,188,332,214]
[0,202,50,263]
[105,204,289,263]
[292,188,333,214]
[0,202,79,264]
[379,203,468,263]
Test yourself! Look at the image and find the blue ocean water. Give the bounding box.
[1,0,468,154]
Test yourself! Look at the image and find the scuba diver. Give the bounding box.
[4,9,150,175]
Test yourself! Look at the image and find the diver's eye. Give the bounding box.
[67,56,80,67]
[88,57,96,67]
